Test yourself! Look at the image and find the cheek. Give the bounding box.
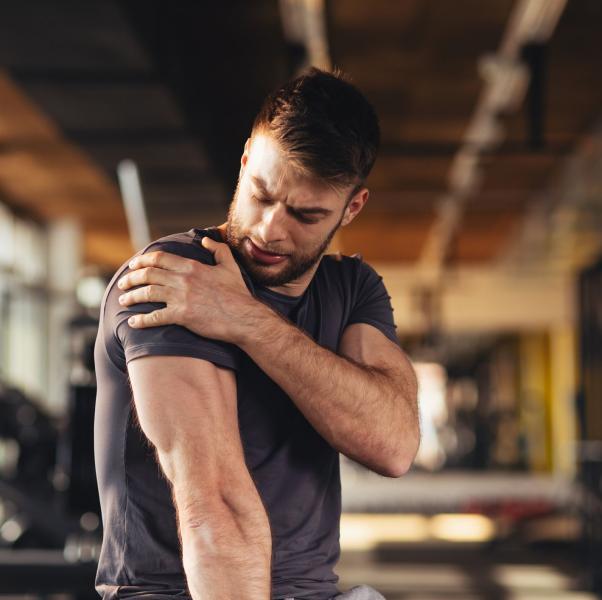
[234,195,260,226]
[291,225,325,253]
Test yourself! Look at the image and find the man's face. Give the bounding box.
[224,133,362,288]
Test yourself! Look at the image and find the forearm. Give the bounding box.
[175,482,271,600]
[238,303,418,476]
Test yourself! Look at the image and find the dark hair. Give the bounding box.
[251,67,380,192]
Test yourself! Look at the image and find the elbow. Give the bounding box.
[381,426,420,479]
[380,455,412,479]
[372,446,415,478]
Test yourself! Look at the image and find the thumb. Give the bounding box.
[201,236,235,266]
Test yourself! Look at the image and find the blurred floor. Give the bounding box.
[0,538,594,600]
[337,466,593,599]
[337,546,595,600]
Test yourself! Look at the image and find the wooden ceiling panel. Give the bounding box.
[329,0,424,32]
[365,190,440,214]
[0,71,131,267]
[0,0,599,270]
[448,209,522,263]
[369,155,451,193]
[22,84,186,134]
[82,139,212,174]
[480,152,564,191]
[338,212,434,262]
[379,115,468,145]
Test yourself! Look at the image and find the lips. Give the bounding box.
[246,239,288,265]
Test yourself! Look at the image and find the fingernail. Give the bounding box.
[118,295,125,304]
[129,260,136,268]
[128,317,135,325]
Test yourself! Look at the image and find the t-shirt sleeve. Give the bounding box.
[346,260,402,348]
[106,240,241,371]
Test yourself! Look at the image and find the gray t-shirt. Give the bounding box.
[94,226,401,600]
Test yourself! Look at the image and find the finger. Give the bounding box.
[118,285,169,306]
[118,267,173,291]
[127,308,173,328]
[129,251,194,273]
[201,236,236,266]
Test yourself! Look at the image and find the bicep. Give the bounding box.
[338,322,412,377]
[127,355,243,485]
[339,322,419,428]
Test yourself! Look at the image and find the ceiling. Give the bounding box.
[0,0,600,270]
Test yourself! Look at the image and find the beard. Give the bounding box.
[223,182,343,287]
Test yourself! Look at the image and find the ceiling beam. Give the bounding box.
[417,0,569,285]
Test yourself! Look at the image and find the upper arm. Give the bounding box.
[339,322,418,413]
[338,322,412,378]
[127,354,247,502]
[341,258,407,374]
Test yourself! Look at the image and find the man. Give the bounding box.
[94,67,420,600]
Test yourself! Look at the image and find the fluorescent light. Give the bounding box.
[340,513,497,550]
[430,513,496,542]
[340,514,430,550]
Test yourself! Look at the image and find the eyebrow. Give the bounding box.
[251,176,333,216]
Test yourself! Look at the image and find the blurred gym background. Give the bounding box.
[0,0,601,598]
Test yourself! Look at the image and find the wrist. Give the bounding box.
[234,298,279,349]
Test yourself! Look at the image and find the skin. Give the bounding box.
[128,356,271,599]
[220,133,360,293]
[118,131,420,475]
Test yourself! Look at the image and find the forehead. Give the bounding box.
[246,133,343,206]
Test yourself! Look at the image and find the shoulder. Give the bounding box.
[138,227,219,266]
[108,227,216,288]
[321,252,381,288]
[321,252,362,274]
[100,227,218,321]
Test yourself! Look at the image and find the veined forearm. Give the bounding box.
[176,489,272,600]
[160,449,272,600]
[237,304,412,476]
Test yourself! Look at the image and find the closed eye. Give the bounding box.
[294,213,319,225]
[253,195,320,225]
[252,194,271,205]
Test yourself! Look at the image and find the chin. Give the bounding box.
[247,266,289,287]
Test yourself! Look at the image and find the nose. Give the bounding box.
[257,203,287,247]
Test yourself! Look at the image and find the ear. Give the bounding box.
[240,137,251,173]
[340,187,369,227]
